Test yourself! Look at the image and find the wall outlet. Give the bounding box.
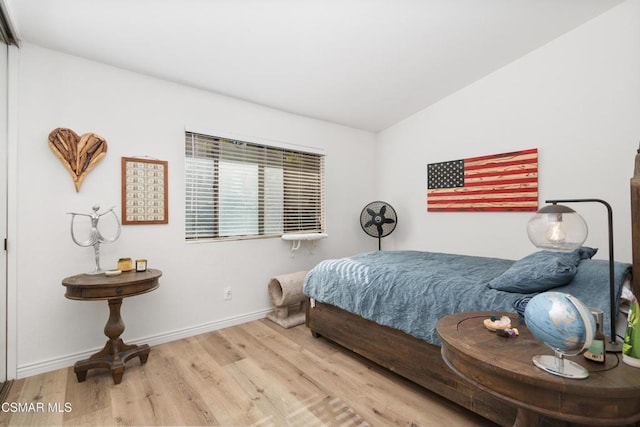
[223,287,232,300]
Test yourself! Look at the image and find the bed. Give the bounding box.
[304,250,632,425]
[304,149,640,426]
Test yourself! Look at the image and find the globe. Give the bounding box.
[524,291,596,379]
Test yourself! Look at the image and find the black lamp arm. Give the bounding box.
[545,198,617,347]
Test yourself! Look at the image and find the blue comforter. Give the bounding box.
[303,250,631,346]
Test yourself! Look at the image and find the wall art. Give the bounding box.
[121,157,168,224]
[48,127,108,192]
[427,148,538,212]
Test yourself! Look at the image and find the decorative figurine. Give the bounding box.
[69,205,121,274]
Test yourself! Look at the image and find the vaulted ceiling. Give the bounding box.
[4,0,623,132]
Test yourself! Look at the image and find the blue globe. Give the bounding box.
[524,291,596,354]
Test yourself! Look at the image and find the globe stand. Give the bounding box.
[532,351,589,379]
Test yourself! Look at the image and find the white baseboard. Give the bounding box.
[17,308,272,379]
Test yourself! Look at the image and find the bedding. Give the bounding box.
[303,249,631,346]
[486,249,581,292]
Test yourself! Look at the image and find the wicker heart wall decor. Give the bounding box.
[48,127,108,192]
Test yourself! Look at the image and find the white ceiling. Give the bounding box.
[4,0,623,132]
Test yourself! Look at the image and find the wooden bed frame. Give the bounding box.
[305,149,640,427]
[306,300,517,425]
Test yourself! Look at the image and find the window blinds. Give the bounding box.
[185,132,325,240]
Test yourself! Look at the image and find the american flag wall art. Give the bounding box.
[427,148,538,212]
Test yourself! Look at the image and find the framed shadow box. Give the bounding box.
[121,157,168,225]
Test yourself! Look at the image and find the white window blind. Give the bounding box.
[185,132,325,241]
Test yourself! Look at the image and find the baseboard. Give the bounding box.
[16,308,272,379]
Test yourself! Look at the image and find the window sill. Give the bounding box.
[281,233,328,255]
[281,233,328,241]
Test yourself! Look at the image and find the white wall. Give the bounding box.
[12,43,377,377]
[377,0,640,262]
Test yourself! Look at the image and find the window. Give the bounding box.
[185,131,325,241]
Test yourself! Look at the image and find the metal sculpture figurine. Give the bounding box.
[69,205,121,274]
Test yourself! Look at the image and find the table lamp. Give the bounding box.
[526,198,623,353]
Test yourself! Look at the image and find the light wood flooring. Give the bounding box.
[0,319,496,426]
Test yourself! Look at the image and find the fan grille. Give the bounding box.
[360,201,397,239]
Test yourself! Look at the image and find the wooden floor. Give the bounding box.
[0,319,496,426]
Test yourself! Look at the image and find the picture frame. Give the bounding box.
[121,157,168,225]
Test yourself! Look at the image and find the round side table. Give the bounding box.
[62,269,161,384]
[437,311,640,426]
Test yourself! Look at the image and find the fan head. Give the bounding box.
[360,201,397,240]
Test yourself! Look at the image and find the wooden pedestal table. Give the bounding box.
[437,311,640,426]
[62,269,161,384]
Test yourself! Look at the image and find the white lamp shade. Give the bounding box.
[527,204,588,252]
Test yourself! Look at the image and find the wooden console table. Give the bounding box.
[437,311,640,426]
[62,269,161,384]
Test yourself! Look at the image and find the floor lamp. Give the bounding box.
[527,198,623,353]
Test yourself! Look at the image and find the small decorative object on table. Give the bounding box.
[484,315,519,337]
[483,315,512,331]
[136,259,147,272]
[117,257,133,272]
[525,291,595,379]
[496,328,519,338]
[68,205,121,275]
[584,308,606,363]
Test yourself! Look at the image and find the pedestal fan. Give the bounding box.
[360,201,398,250]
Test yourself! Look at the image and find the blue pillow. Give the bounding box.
[576,246,598,260]
[486,249,586,293]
